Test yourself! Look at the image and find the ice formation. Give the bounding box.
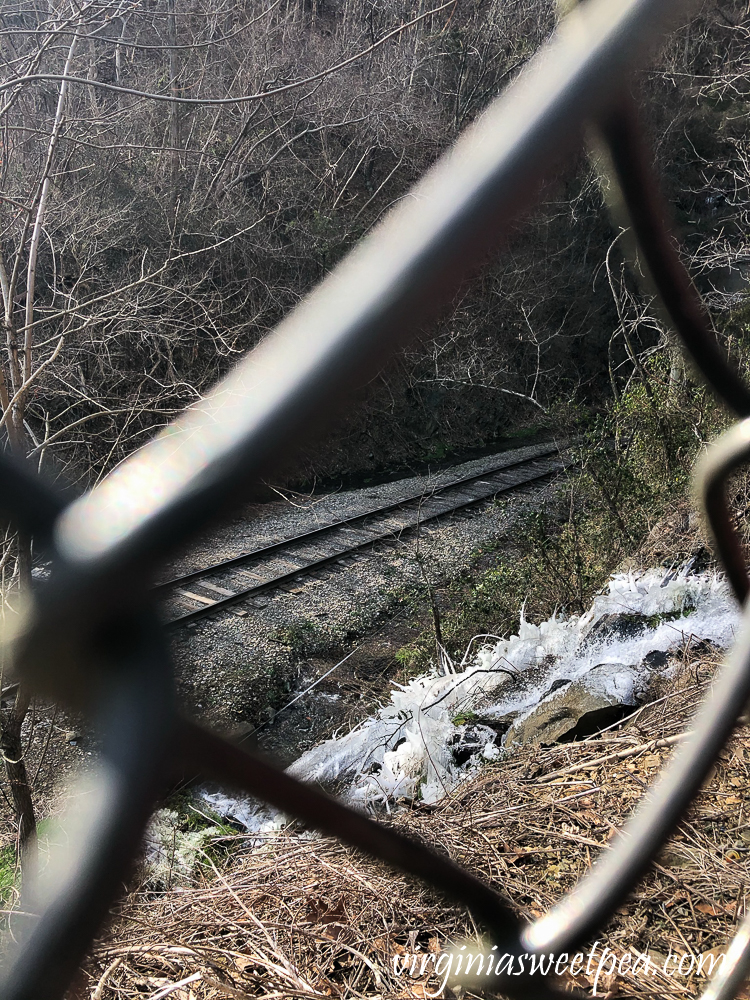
[145,808,223,883]
[199,791,284,837]
[146,797,286,880]
[202,566,739,829]
[287,566,739,807]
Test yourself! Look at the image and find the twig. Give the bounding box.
[537,732,689,784]
[91,956,123,1000]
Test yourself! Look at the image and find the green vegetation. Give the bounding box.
[451,710,478,727]
[0,816,94,910]
[269,621,321,657]
[396,341,737,669]
[0,846,17,910]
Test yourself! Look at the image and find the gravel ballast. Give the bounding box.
[168,438,566,747]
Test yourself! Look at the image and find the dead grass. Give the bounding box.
[627,497,710,575]
[83,647,750,1000]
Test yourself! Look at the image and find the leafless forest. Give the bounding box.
[0,0,749,885]
[0,0,744,502]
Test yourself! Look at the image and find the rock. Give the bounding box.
[583,613,651,646]
[471,711,518,738]
[448,723,498,766]
[504,663,642,746]
[642,649,669,670]
[545,677,572,696]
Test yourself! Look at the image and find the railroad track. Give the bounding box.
[156,443,568,627]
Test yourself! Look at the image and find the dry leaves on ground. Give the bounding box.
[84,654,750,1000]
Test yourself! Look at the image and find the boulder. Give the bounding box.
[642,648,669,670]
[583,613,651,646]
[504,663,642,746]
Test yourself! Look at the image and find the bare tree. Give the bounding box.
[0,0,745,877]
[0,0,534,872]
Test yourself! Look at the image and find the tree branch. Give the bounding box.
[0,3,455,108]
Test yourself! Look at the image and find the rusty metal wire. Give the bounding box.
[3,0,750,996]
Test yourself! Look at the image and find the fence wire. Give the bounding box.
[2,0,749,997]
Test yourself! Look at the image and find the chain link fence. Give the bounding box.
[4,0,750,996]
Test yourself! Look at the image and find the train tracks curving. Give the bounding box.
[156,443,568,628]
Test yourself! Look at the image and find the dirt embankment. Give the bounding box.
[85,645,749,1000]
[1,442,558,845]
[80,494,750,1000]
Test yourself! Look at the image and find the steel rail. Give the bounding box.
[13,0,696,700]
[691,425,750,1000]
[154,443,562,595]
[7,0,750,998]
[163,454,565,627]
[703,911,750,1000]
[696,419,750,605]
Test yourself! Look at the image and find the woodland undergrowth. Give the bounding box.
[397,319,750,671]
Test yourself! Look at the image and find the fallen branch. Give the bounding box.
[536,732,689,784]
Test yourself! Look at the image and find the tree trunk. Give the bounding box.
[0,683,37,883]
[667,332,686,402]
[0,34,79,882]
[168,0,180,220]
